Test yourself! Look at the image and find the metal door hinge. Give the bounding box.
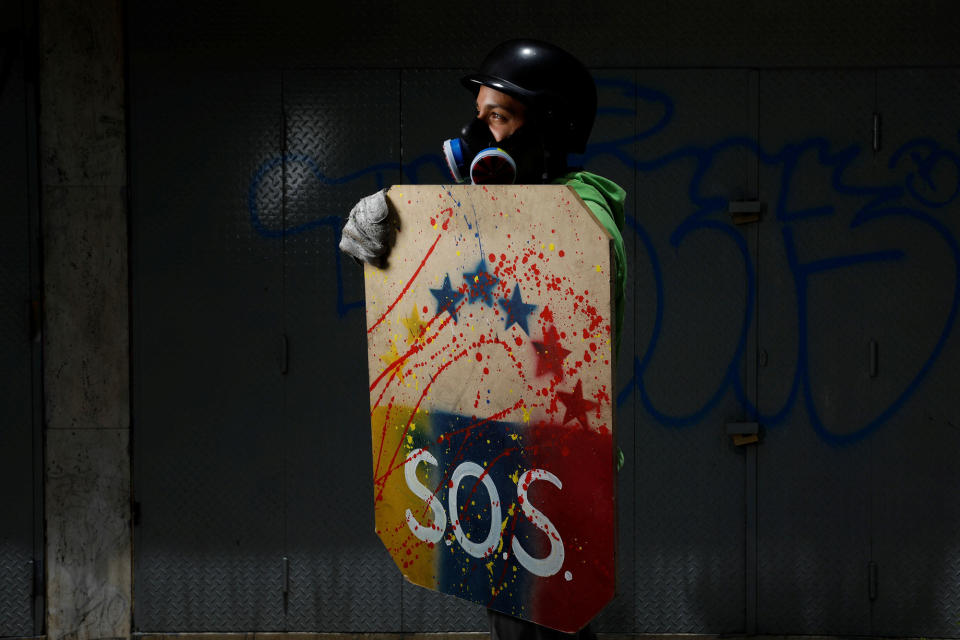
[872,113,882,153]
[868,561,878,601]
[726,422,761,446]
[728,201,763,225]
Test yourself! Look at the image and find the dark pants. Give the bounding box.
[488,609,597,640]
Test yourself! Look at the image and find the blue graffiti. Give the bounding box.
[246,78,960,445]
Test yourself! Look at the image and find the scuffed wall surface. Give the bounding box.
[38,0,125,186]
[47,430,130,640]
[42,185,129,432]
[40,0,130,638]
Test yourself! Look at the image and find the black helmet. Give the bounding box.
[461,39,597,154]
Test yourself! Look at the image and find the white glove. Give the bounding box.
[339,189,397,266]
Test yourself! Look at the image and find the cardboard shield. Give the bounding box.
[365,185,616,632]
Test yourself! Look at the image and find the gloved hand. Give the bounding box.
[339,189,397,267]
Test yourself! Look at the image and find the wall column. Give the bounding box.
[39,1,131,638]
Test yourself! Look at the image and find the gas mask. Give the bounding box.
[442,118,545,185]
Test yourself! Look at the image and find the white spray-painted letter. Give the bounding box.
[404,448,446,544]
[512,468,564,577]
[449,461,502,558]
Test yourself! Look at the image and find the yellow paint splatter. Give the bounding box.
[402,304,428,345]
[595,264,603,272]
[549,243,555,251]
[379,340,405,382]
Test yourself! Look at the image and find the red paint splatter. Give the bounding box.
[367,233,442,335]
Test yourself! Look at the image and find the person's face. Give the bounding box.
[475,85,527,142]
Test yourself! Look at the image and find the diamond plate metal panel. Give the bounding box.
[628,70,752,634]
[400,580,488,633]
[282,70,403,632]
[126,2,960,634]
[0,6,36,635]
[756,70,875,635]
[128,1,960,70]
[583,70,639,635]
[871,68,960,639]
[131,68,285,631]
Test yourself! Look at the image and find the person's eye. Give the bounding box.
[491,112,505,121]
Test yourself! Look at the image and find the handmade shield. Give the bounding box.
[365,185,616,632]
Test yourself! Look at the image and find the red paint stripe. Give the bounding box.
[367,233,442,335]
[369,344,418,391]
[422,399,526,512]
[372,393,396,481]
[374,349,468,499]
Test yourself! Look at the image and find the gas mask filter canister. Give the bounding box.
[442,118,518,185]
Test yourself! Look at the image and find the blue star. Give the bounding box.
[463,258,500,307]
[430,274,465,323]
[498,283,537,335]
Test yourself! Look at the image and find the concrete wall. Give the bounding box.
[39,0,130,638]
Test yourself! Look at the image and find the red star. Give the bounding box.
[556,379,598,429]
[532,325,571,378]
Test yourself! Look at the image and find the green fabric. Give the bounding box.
[555,171,627,354]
